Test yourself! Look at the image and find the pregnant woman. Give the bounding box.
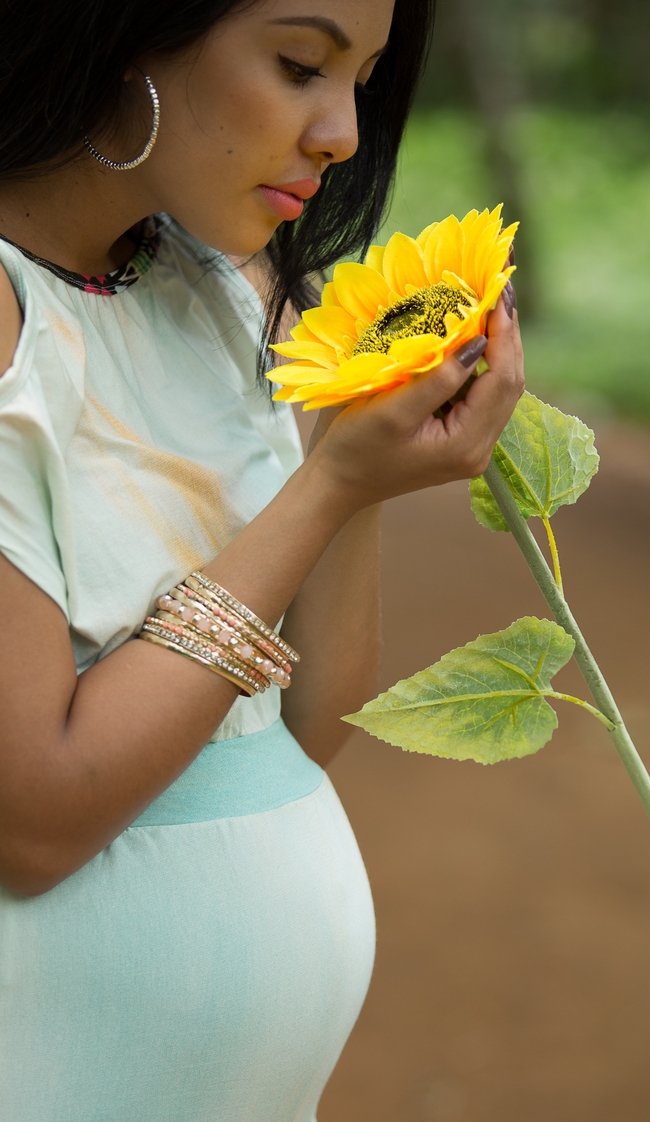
[0,1,523,1119]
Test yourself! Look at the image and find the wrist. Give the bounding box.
[300,440,366,525]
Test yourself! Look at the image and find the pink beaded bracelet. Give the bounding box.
[156,595,291,686]
[138,571,298,694]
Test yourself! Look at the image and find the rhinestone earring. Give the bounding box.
[84,72,160,171]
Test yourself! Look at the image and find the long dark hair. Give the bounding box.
[0,0,435,372]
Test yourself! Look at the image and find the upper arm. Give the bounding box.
[0,263,22,376]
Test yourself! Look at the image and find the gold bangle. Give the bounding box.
[166,588,281,669]
[188,572,300,664]
[155,612,272,689]
[142,618,266,687]
[164,585,293,683]
[139,625,262,696]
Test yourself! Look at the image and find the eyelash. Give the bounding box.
[278,55,326,88]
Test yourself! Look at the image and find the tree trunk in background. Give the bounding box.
[455,0,538,319]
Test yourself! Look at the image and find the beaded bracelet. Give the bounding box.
[155,611,276,689]
[160,619,273,692]
[187,572,300,664]
[160,587,291,676]
[142,618,267,690]
[140,620,265,696]
[170,584,292,674]
[182,577,294,670]
[157,592,291,685]
[139,631,261,696]
[137,570,299,696]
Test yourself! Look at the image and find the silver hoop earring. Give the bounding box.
[83,73,160,171]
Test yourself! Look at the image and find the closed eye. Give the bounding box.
[278,55,326,87]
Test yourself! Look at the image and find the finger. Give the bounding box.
[511,309,524,392]
[442,300,520,446]
[480,298,520,392]
[372,334,488,429]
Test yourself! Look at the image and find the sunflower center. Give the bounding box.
[352,282,471,357]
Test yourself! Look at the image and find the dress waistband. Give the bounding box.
[131,718,323,827]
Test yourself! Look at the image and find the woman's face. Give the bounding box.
[132,0,395,256]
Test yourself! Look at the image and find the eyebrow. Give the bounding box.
[268,15,381,54]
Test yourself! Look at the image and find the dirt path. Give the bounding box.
[300,416,650,1122]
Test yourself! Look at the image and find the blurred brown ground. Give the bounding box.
[295,413,650,1122]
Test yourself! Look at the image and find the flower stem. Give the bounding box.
[543,517,564,595]
[483,457,650,818]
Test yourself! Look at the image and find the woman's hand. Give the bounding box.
[309,296,524,511]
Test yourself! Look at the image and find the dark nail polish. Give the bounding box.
[455,335,488,369]
[502,280,517,319]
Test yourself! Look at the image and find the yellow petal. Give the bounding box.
[271,361,341,385]
[270,340,338,368]
[416,221,439,250]
[328,351,398,386]
[460,209,480,236]
[388,333,447,370]
[382,232,429,295]
[443,311,463,334]
[302,305,357,348]
[321,281,342,307]
[287,380,342,402]
[441,270,478,300]
[365,245,386,274]
[290,322,322,343]
[332,262,391,321]
[473,221,506,293]
[423,214,464,284]
[299,359,413,410]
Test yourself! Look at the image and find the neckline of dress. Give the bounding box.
[0,214,163,296]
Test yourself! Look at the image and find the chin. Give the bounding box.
[188,210,281,259]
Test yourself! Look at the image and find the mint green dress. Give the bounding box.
[0,217,375,1122]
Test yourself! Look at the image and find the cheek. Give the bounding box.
[184,54,302,153]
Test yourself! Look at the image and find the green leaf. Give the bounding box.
[343,617,575,764]
[469,392,600,532]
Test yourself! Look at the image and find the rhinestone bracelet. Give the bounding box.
[138,571,299,695]
[187,572,300,664]
[160,588,291,677]
[140,620,265,696]
[155,611,279,689]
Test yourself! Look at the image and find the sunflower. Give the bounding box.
[269,205,517,410]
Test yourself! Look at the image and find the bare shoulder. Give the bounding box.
[0,263,22,377]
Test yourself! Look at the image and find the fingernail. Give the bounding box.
[502,280,517,319]
[454,335,488,369]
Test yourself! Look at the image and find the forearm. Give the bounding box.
[280,503,382,768]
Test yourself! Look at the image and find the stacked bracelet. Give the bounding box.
[139,624,264,696]
[138,569,299,696]
[187,572,299,664]
[168,585,292,674]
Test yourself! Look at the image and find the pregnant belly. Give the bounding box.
[0,743,375,1122]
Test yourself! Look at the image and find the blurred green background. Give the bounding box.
[380,0,650,421]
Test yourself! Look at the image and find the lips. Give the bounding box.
[259,178,320,222]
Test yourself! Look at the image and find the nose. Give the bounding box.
[300,91,359,167]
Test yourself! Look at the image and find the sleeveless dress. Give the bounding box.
[0,217,375,1122]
